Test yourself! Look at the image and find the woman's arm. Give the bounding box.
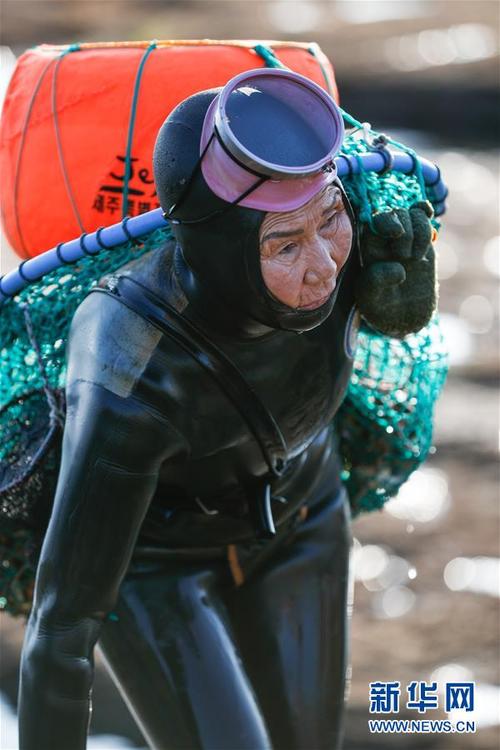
[18,295,181,750]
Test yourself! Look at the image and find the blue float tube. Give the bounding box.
[0,152,447,304]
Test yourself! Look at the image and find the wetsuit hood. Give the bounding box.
[153,89,356,338]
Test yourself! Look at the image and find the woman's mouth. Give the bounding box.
[299,288,334,310]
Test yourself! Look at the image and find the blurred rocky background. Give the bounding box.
[1,1,498,749]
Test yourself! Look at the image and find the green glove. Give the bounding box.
[355,201,437,338]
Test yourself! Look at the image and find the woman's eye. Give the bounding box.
[278,243,297,256]
[321,215,338,231]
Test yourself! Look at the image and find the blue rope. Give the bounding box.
[385,136,427,198]
[253,44,287,70]
[122,41,157,218]
[12,56,56,256]
[353,154,374,226]
[338,107,363,130]
[307,43,334,96]
[339,110,428,198]
[255,43,336,99]
[52,45,84,233]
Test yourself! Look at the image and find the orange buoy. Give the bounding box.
[0,40,338,259]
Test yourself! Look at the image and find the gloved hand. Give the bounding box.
[355,201,437,338]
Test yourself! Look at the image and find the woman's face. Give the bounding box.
[259,185,353,310]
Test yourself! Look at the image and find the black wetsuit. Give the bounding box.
[18,236,357,750]
[19,81,361,749]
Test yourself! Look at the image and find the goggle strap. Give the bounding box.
[165,129,270,226]
[230,173,269,206]
[166,173,269,226]
[165,133,215,220]
[213,125,266,179]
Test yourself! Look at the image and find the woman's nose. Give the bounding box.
[303,240,337,286]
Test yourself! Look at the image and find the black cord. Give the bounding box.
[56,242,67,263]
[17,261,31,282]
[121,216,134,242]
[95,227,111,250]
[79,233,97,257]
[374,145,394,175]
[337,154,353,178]
[426,164,442,188]
[121,216,142,247]
[407,152,419,175]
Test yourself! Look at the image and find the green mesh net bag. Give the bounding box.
[336,318,447,516]
[0,125,447,615]
[330,120,448,516]
[0,227,171,614]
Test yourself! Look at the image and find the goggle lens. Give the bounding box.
[224,76,337,171]
[165,69,344,224]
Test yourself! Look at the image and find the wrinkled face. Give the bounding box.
[259,185,353,310]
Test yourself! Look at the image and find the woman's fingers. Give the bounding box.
[372,210,405,239]
[364,261,407,289]
[410,205,433,260]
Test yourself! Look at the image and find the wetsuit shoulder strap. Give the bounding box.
[90,275,288,482]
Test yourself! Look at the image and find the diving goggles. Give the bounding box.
[165,68,345,224]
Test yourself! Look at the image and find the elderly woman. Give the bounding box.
[18,70,436,750]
